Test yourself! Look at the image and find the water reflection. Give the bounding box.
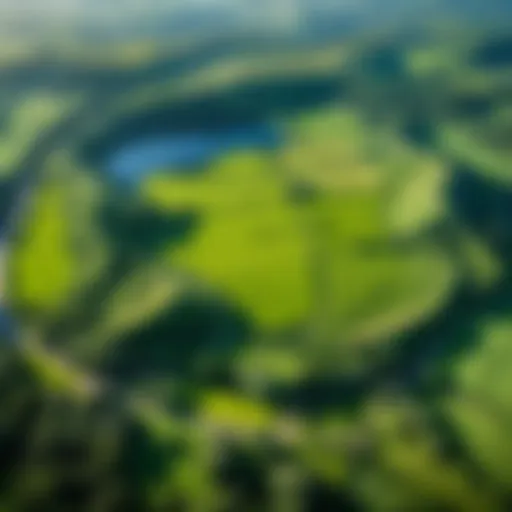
[105,124,281,182]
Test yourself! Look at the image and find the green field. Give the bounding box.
[1,19,512,512]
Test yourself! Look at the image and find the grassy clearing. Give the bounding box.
[0,92,81,178]
[280,109,383,192]
[144,152,312,330]
[9,161,107,320]
[443,314,512,488]
[142,108,455,342]
[439,123,512,185]
[304,192,455,344]
[10,177,80,315]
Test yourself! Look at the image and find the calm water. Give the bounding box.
[105,125,281,182]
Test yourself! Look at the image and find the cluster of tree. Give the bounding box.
[0,22,512,512]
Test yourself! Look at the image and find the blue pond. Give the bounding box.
[105,125,281,182]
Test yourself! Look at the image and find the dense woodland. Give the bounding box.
[0,3,512,511]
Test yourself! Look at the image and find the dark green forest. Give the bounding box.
[0,2,512,510]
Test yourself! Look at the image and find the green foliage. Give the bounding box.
[1,23,512,512]
[447,316,512,487]
[0,93,81,178]
[9,163,108,322]
[10,176,80,316]
[440,123,512,184]
[144,152,312,330]
[142,110,456,353]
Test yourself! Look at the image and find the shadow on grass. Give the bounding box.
[101,291,252,386]
[47,198,199,349]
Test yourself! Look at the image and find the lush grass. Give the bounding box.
[446,315,512,487]
[9,161,107,320]
[280,109,384,192]
[144,152,312,331]
[439,123,512,184]
[142,108,456,345]
[0,92,81,178]
[10,176,80,315]
[199,390,275,435]
[3,27,512,511]
[388,158,448,236]
[304,192,454,345]
[355,396,498,511]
